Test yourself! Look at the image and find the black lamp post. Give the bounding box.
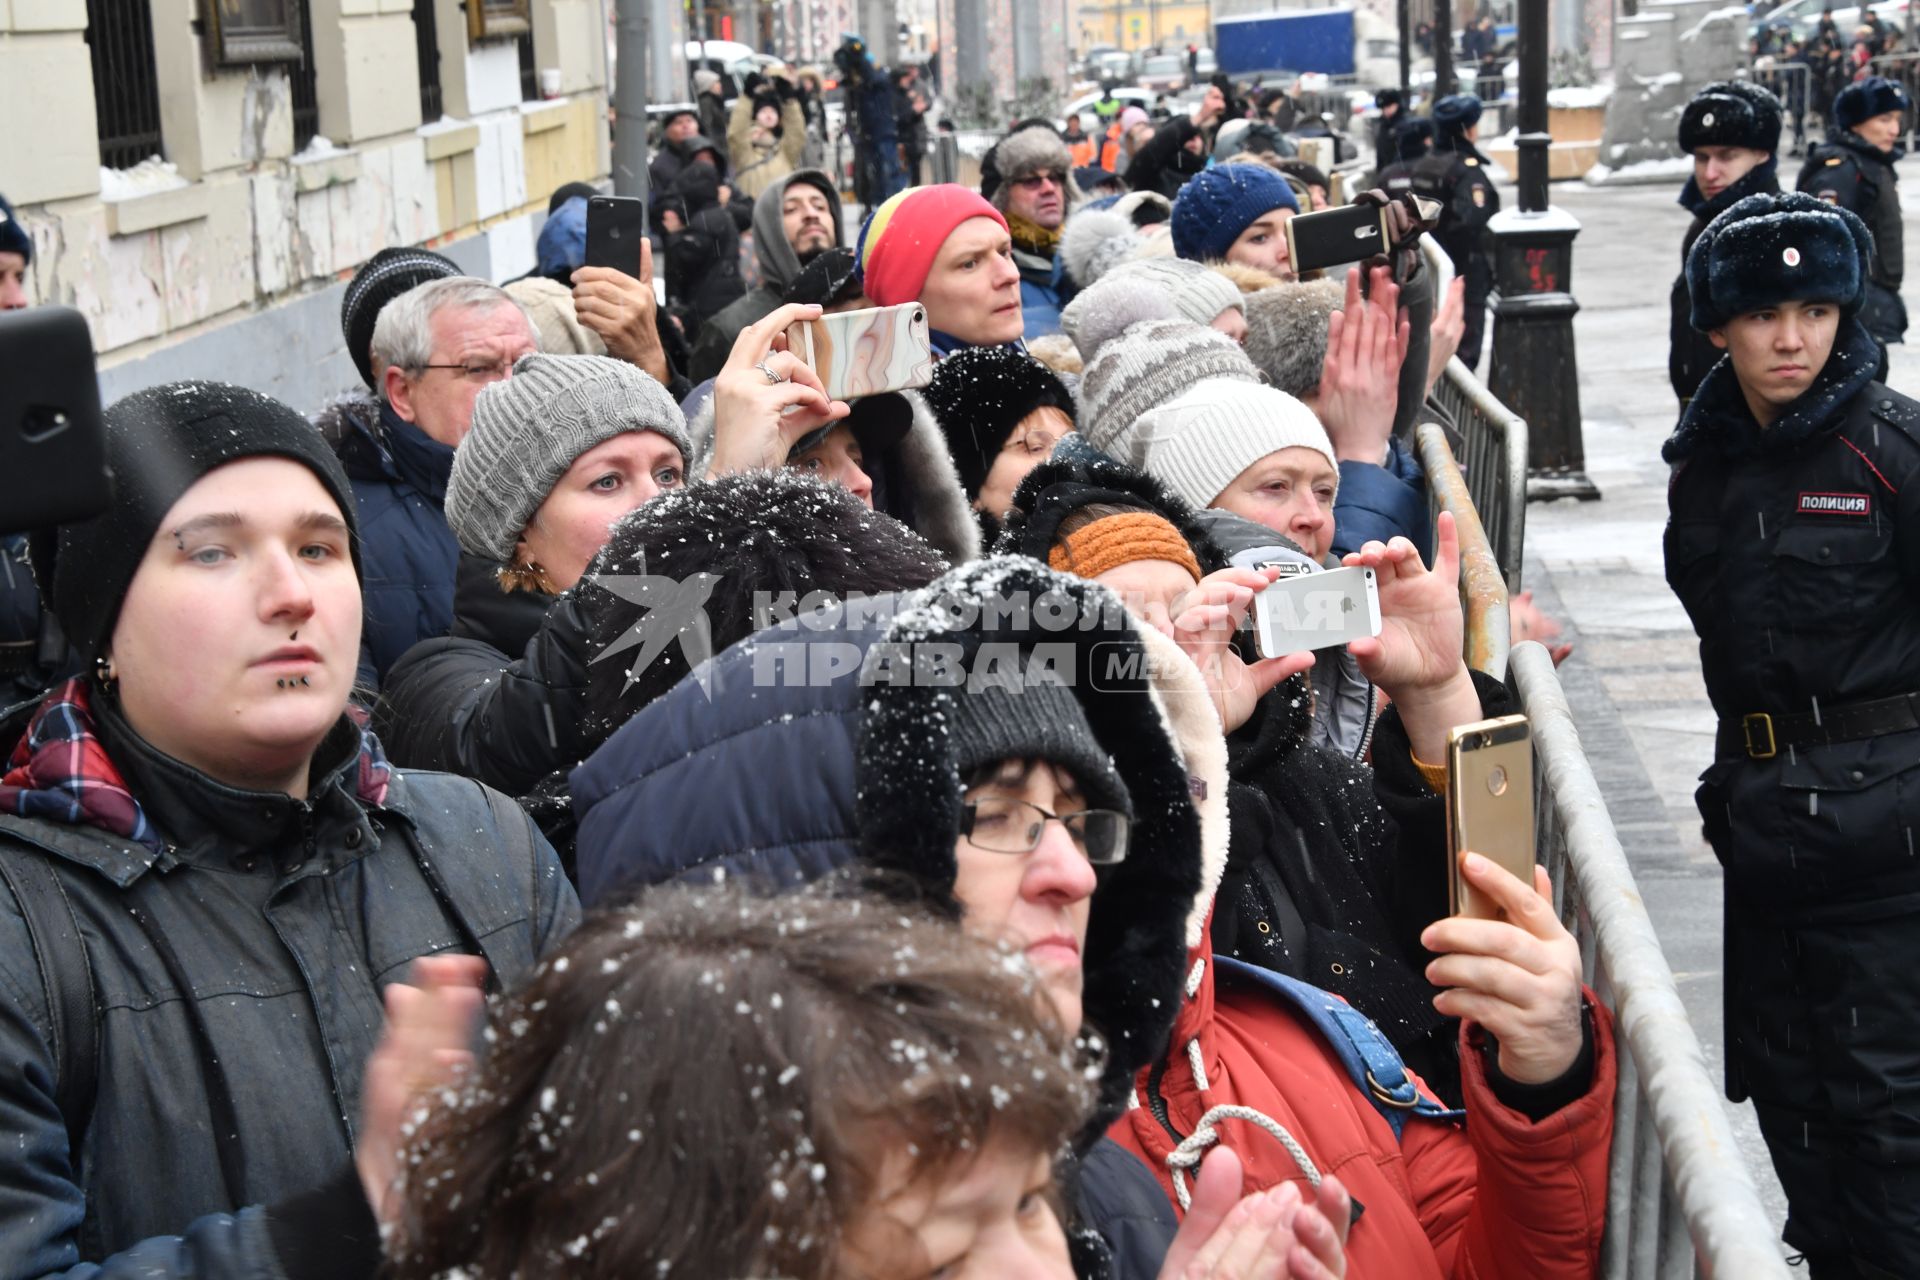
[1434,0,1455,95]
[1485,0,1599,500]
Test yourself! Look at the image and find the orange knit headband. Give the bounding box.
[1049,512,1203,583]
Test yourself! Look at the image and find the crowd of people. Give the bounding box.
[1,40,1908,1276]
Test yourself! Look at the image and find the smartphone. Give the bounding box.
[785,302,935,401]
[0,306,112,535]
[1446,715,1535,920]
[1251,565,1381,658]
[584,195,648,272]
[1284,203,1394,276]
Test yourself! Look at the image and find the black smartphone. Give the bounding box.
[0,306,111,535]
[1283,203,1394,275]
[584,195,648,272]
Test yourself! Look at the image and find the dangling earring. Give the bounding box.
[94,654,117,692]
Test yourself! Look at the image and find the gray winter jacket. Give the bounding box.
[688,170,844,382]
[0,697,578,1277]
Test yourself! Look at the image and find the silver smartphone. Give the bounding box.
[1251,566,1382,658]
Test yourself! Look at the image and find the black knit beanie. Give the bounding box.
[947,678,1133,820]
[922,346,1077,499]
[38,381,362,661]
[338,246,462,390]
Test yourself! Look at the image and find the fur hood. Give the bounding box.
[686,389,981,565]
[571,557,1230,1133]
[312,388,382,451]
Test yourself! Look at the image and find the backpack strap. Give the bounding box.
[1213,954,1464,1140]
[396,780,534,990]
[0,850,99,1163]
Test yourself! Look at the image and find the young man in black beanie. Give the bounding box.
[1665,190,1920,1277]
[1670,81,1783,406]
[1798,75,1910,344]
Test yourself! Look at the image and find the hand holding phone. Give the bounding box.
[784,302,934,400]
[1251,565,1382,659]
[1444,715,1534,919]
[1283,204,1394,277]
[584,195,648,272]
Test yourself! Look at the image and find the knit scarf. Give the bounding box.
[1007,212,1063,257]
[0,679,392,854]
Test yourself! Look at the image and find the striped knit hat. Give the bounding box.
[1078,320,1260,466]
[339,246,461,389]
[447,354,691,562]
[855,184,1008,306]
[1138,378,1336,510]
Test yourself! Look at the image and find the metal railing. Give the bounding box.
[85,0,166,169]
[1415,422,1511,679]
[1746,61,1818,152]
[1513,640,1791,1280]
[1432,355,1529,595]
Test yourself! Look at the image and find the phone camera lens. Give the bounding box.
[610,227,621,239]
[1486,765,1508,797]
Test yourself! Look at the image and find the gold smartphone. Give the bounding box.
[1445,715,1535,920]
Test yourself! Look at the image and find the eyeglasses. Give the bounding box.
[1012,171,1067,191]
[1001,428,1063,457]
[959,797,1130,865]
[415,357,517,383]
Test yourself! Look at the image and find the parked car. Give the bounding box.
[1139,53,1189,92]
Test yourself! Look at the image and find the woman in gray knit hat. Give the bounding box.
[377,354,691,824]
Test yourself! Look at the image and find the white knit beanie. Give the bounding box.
[1138,378,1338,510]
[447,354,691,562]
[1105,258,1244,330]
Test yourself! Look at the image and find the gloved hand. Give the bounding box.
[1353,188,1439,284]
[742,70,765,96]
[773,75,795,101]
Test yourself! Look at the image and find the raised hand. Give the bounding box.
[707,302,849,479]
[573,235,669,382]
[1170,566,1317,733]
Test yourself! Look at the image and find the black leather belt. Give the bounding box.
[1717,691,1920,761]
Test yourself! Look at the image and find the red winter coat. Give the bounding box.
[1109,929,1616,1279]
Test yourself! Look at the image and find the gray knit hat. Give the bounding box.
[447,354,691,562]
[1138,378,1337,510]
[1107,259,1244,330]
[948,678,1133,820]
[1240,278,1346,399]
[1079,320,1260,467]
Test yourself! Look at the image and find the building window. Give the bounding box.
[414,0,443,122]
[203,0,306,65]
[86,0,167,169]
[466,0,529,41]
[289,0,320,149]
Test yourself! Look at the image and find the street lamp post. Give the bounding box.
[1434,0,1455,95]
[612,0,651,208]
[1485,0,1599,500]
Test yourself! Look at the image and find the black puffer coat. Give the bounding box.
[0,692,577,1276]
[1669,160,1781,405]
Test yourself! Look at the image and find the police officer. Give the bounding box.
[1373,117,1435,196]
[1798,75,1909,344]
[1669,80,1782,406]
[1406,93,1499,370]
[1664,191,1920,1277]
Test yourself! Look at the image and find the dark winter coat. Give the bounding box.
[1798,132,1906,341]
[378,554,598,802]
[1123,117,1209,201]
[1,535,73,723]
[665,164,748,327]
[1669,160,1782,404]
[572,561,1224,1277]
[322,395,461,690]
[0,684,577,1276]
[688,170,846,382]
[698,93,731,165]
[1664,316,1920,916]
[1335,434,1433,564]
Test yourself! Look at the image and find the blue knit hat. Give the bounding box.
[0,192,30,265]
[1169,165,1300,263]
[1685,191,1872,331]
[1833,76,1910,132]
[1433,93,1484,135]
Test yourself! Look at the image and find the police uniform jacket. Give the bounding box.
[1669,160,1782,404]
[1798,132,1904,292]
[1663,317,1920,914]
[1404,141,1500,267]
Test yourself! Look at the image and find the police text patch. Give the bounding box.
[1797,491,1872,517]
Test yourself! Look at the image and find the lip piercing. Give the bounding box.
[274,677,311,689]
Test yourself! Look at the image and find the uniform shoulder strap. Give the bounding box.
[1213,955,1464,1140]
[0,849,98,1162]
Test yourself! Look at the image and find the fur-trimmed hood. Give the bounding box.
[685,389,981,565]
[570,557,1229,1133]
[312,388,383,451]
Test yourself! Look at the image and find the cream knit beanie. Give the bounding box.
[1138,378,1338,510]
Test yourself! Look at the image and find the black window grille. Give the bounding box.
[290,0,320,149]
[414,0,443,122]
[85,0,166,170]
[517,27,536,101]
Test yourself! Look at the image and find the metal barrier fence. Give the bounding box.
[1513,641,1792,1280]
[1431,355,1529,595]
[1415,422,1511,679]
[1747,61,1819,153]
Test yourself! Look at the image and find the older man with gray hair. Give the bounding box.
[332,274,537,688]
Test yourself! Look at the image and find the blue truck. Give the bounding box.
[1214,8,1358,78]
